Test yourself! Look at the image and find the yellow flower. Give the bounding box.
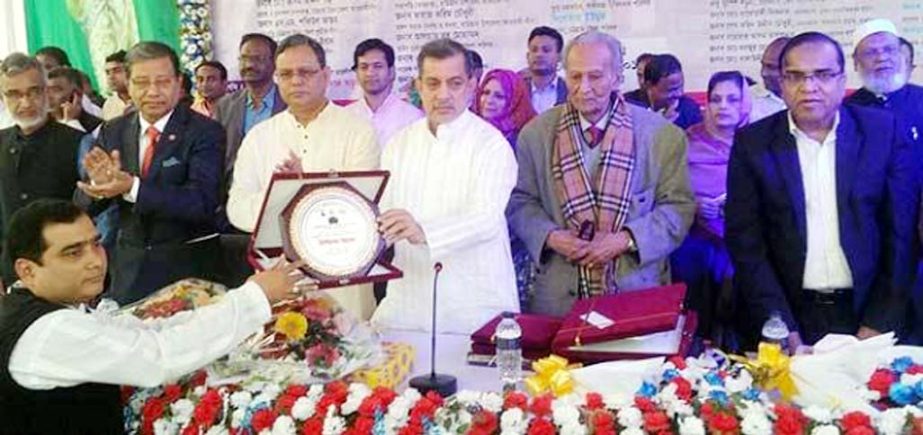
[274,312,309,341]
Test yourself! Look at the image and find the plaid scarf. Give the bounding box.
[551,95,636,297]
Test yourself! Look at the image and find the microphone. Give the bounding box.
[408,262,457,397]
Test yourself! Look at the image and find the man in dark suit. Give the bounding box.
[726,32,917,348]
[76,41,225,304]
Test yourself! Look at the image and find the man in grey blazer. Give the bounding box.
[508,30,695,316]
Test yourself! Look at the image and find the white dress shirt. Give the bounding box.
[789,113,854,290]
[749,84,787,123]
[345,92,423,149]
[531,77,563,114]
[371,110,519,334]
[9,282,270,389]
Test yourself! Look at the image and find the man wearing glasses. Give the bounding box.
[226,34,378,319]
[726,32,917,349]
[0,53,82,287]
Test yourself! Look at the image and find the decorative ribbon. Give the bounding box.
[730,342,798,400]
[524,355,578,397]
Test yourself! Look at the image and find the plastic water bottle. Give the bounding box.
[761,312,790,352]
[495,312,522,391]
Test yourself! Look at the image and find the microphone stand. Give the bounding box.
[408,262,457,397]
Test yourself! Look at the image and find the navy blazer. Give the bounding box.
[78,105,225,303]
[725,104,917,334]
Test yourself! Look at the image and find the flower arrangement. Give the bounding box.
[177,0,213,73]
[123,279,225,320]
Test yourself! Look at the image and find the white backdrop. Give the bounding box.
[0,0,30,57]
[211,0,923,99]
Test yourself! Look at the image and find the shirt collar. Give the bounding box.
[578,107,611,131]
[531,76,560,93]
[787,110,840,144]
[246,85,277,110]
[431,109,474,141]
[284,101,331,128]
[139,110,174,134]
[361,91,397,115]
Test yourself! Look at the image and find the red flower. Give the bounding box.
[285,384,309,398]
[250,408,278,433]
[672,377,693,402]
[192,389,222,427]
[358,395,385,417]
[708,412,739,433]
[409,393,441,422]
[424,390,444,407]
[163,384,183,403]
[181,424,199,435]
[585,392,605,410]
[141,397,166,435]
[529,394,553,418]
[504,391,529,410]
[774,413,806,435]
[189,371,208,387]
[121,386,136,404]
[275,393,299,415]
[345,416,375,435]
[846,428,876,435]
[634,396,657,413]
[700,402,715,421]
[398,421,424,435]
[302,416,324,435]
[526,418,556,435]
[325,381,349,402]
[644,411,671,433]
[668,355,688,370]
[372,387,398,407]
[590,411,616,435]
[867,369,897,397]
[306,343,341,367]
[841,411,872,431]
[908,365,923,375]
[469,409,499,435]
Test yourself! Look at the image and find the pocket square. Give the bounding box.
[162,157,182,167]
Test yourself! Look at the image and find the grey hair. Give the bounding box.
[125,41,181,77]
[0,53,45,83]
[563,30,624,73]
[275,34,327,67]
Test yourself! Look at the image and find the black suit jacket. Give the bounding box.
[77,105,225,303]
[725,105,917,334]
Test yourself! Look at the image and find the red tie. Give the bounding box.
[141,126,160,178]
[584,126,603,148]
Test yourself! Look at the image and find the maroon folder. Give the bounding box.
[469,313,562,355]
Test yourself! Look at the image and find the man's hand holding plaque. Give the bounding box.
[378,209,426,246]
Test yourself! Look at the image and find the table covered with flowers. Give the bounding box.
[120,282,923,435]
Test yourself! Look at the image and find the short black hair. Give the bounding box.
[35,46,71,67]
[275,34,326,67]
[900,36,915,65]
[635,53,655,65]
[105,50,126,64]
[417,38,473,78]
[47,66,83,88]
[643,54,683,85]
[707,70,745,97]
[125,41,181,77]
[779,31,845,72]
[240,33,278,56]
[6,200,87,268]
[528,26,564,53]
[468,49,484,70]
[353,38,395,69]
[195,60,228,80]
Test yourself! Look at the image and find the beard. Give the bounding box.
[12,101,49,131]
[861,66,908,95]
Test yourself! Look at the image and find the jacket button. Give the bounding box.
[145,245,152,251]
[9,148,17,155]
[19,193,28,200]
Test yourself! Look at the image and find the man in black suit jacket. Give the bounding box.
[76,42,225,304]
[726,32,917,348]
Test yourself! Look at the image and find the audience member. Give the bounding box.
[226,34,378,319]
[749,36,790,122]
[35,46,103,119]
[726,32,916,348]
[345,38,423,148]
[0,53,83,287]
[372,39,519,333]
[623,52,655,102]
[900,36,916,81]
[469,49,485,85]
[519,26,568,114]
[75,41,225,305]
[508,31,694,316]
[191,60,228,118]
[670,70,751,347]
[101,50,133,120]
[627,53,703,129]
[46,67,102,133]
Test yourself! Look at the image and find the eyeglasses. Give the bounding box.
[781,70,843,85]
[856,44,900,61]
[131,78,176,91]
[276,68,322,82]
[2,86,44,101]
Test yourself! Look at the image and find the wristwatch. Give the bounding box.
[624,230,638,253]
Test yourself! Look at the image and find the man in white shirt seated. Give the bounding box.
[371,39,519,334]
[0,199,305,433]
[345,38,423,149]
[227,33,379,320]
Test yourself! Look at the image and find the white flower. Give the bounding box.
[481,392,504,413]
[739,400,767,418]
[291,396,316,421]
[500,408,527,434]
[618,406,642,428]
[401,388,421,402]
[153,419,179,435]
[230,391,253,409]
[901,373,923,386]
[387,396,412,425]
[170,399,195,425]
[621,428,645,435]
[230,409,246,428]
[272,415,297,435]
[559,422,586,435]
[603,392,632,410]
[726,370,754,393]
[741,412,772,435]
[307,384,325,400]
[455,390,480,404]
[262,383,282,399]
[811,425,841,435]
[193,385,206,397]
[666,401,694,418]
[678,416,706,435]
[322,407,346,435]
[878,408,911,435]
[803,406,834,424]
[552,402,580,427]
[904,405,923,418]
[341,384,371,415]
[205,426,229,435]
[856,387,881,402]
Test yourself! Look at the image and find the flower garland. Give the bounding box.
[125,354,923,435]
[177,0,213,73]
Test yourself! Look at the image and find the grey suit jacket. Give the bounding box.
[507,104,695,316]
[213,86,287,176]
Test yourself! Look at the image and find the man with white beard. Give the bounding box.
[0,53,82,286]
[845,19,923,150]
